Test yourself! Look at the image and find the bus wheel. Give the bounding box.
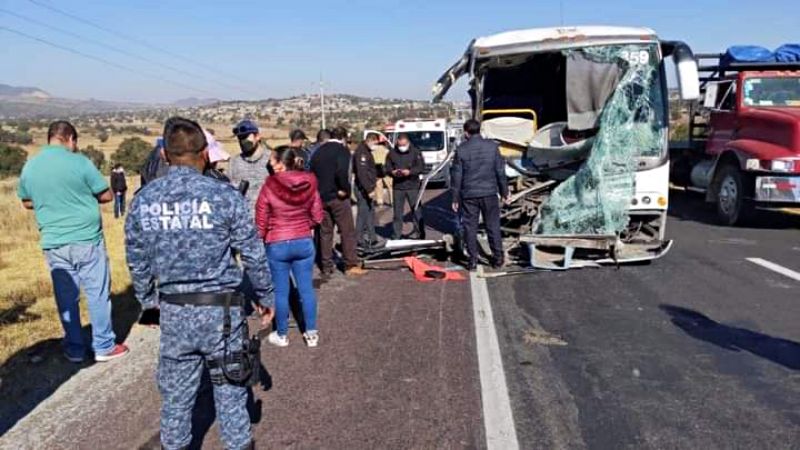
[715,164,752,226]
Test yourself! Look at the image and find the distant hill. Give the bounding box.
[0,84,51,99]
[0,84,460,125]
[0,83,156,118]
[171,97,221,108]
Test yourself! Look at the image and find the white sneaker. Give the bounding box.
[267,331,288,347]
[303,332,319,348]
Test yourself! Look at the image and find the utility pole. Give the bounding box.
[559,0,564,26]
[319,73,326,130]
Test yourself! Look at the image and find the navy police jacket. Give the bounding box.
[125,165,274,310]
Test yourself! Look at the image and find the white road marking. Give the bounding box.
[746,258,800,282]
[470,271,520,450]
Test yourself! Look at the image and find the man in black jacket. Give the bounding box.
[110,163,128,219]
[310,126,365,276]
[353,133,381,249]
[385,133,426,239]
[451,119,509,270]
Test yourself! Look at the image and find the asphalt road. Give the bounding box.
[487,189,800,449]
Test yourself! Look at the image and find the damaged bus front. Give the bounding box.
[432,26,700,269]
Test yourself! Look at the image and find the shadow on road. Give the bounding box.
[661,304,800,371]
[0,285,141,434]
[186,363,272,449]
[668,188,800,229]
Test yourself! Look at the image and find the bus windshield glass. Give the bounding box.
[537,43,667,235]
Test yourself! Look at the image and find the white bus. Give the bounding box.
[431,26,700,268]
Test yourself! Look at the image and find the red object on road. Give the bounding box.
[404,256,466,282]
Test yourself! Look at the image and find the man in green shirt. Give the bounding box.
[18,121,129,363]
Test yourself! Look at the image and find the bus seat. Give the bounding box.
[526,122,594,168]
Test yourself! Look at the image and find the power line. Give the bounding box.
[0,25,217,96]
[27,0,265,91]
[1,8,259,97]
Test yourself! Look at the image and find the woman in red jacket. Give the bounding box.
[255,146,323,347]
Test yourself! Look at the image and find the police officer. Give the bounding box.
[353,132,380,249]
[125,117,274,450]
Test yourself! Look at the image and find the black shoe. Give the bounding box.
[466,262,478,272]
[490,259,505,270]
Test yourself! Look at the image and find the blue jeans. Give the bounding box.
[114,192,126,218]
[43,240,116,358]
[265,238,317,336]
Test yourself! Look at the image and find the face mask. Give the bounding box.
[239,139,257,156]
[398,145,409,153]
[368,143,378,151]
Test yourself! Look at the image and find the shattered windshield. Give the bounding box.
[743,77,800,107]
[535,43,666,236]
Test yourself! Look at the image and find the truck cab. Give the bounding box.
[674,51,800,225]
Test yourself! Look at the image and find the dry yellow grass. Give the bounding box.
[0,176,137,366]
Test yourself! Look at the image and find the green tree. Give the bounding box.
[111,137,151,172]
[0,129,33,145]
[0,143,27,177]
[80,145,106,171]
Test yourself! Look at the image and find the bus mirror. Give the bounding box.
[669,43,700,100]
[676,58,700,100]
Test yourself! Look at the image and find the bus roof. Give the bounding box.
[473,26,657,51]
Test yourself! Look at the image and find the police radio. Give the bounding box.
[205,295,263,388]
[237,180,249,197]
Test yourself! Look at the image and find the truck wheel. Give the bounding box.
[714,164,752,226]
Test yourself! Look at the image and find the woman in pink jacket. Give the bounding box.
[255,146,323,347]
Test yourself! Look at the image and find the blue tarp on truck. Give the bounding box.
[722,44,800,66]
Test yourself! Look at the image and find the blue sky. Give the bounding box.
[1,0,798,103]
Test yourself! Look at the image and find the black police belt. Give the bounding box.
[161,292,261,387]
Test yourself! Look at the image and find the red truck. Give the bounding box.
[670,53,800,225]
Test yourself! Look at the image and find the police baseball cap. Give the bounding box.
[232,119,259,138]
[289,129,308,141]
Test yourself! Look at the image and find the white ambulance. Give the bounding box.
[390,118,452,187]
